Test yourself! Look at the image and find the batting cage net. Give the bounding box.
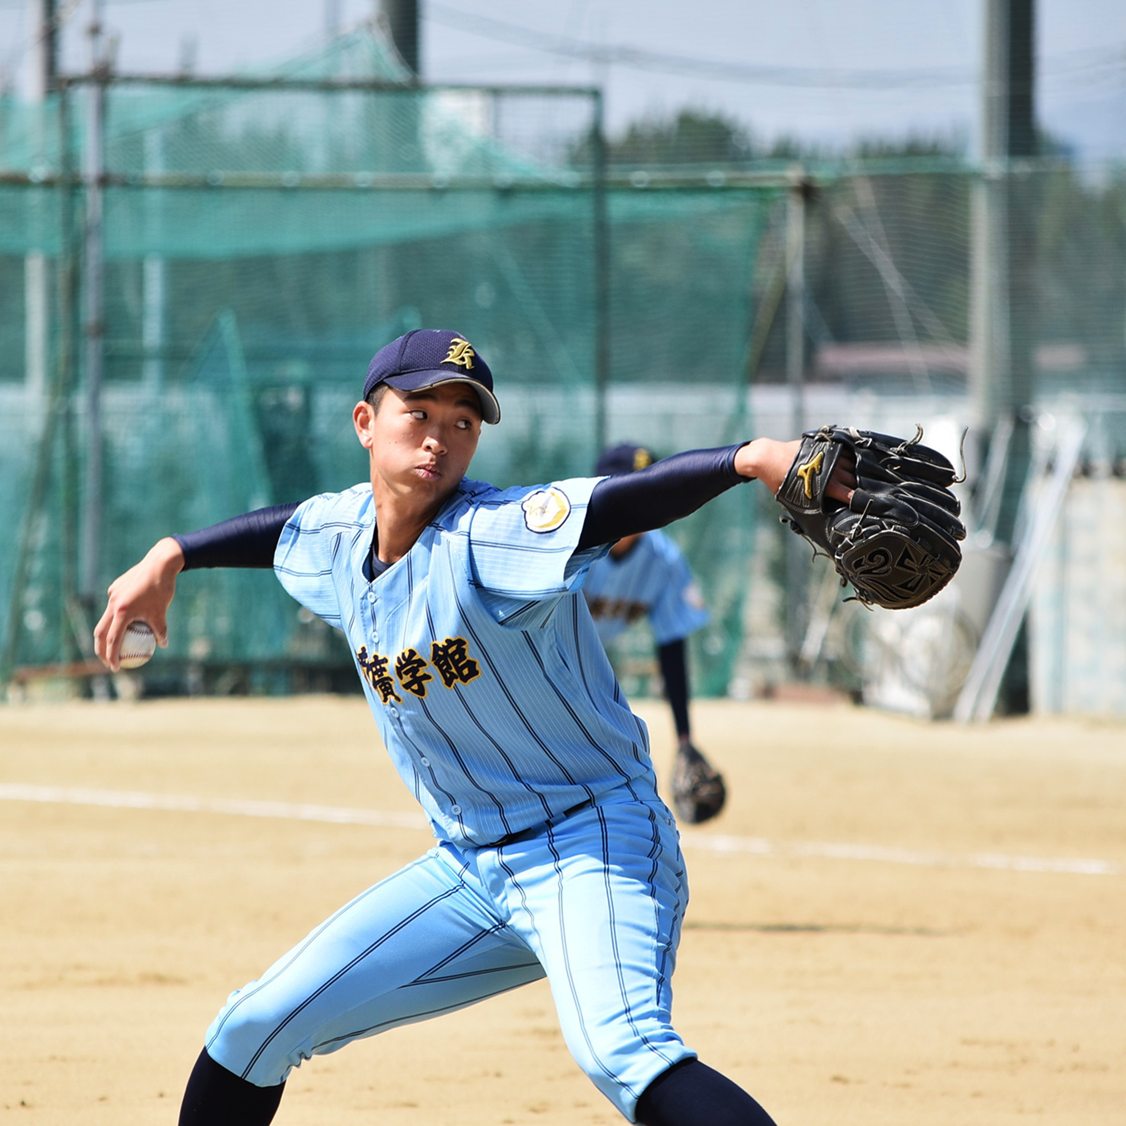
[2,27,1125,714]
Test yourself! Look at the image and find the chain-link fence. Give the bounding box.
[2,28,1124,712]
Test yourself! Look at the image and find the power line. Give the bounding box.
[427,3,1126,93]
[3,1,1122,97]
[426,2,975,89]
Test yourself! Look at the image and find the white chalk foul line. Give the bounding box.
[0,782,425,831]
[683,832,1123,877]
[1,783,1121,877]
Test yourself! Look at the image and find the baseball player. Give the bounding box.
[94,329,856,1126]
[584,442,727,824]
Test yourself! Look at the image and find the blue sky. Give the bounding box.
[2,0,1124,161]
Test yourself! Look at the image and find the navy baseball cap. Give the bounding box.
[363,329,501,424]
[594,442,656,476]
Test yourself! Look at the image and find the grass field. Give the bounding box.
[2,695,1123,1124]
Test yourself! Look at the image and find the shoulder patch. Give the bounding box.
[521,487,572,533]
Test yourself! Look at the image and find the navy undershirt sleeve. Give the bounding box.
[577,444,749,551]
[171,442,748,569]
[172,503,299,571]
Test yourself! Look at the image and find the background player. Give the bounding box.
[94,328,855,1126]
[584,442,727,824]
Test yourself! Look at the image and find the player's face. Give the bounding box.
[354,382,482,510]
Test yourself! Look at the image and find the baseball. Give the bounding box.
[119,620,157,670]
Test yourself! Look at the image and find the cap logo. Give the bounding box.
[633,448,653,471]
[443,338,477,370]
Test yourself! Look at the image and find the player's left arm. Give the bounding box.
[578,440,854,549]
[736,437,855,500]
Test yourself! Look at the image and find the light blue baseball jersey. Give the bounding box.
[273,476,660,848]
[209,476,696,1117]
[583,529,709,647]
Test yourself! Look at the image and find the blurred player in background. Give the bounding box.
[95,328,855,1126]
[584,443,727,824]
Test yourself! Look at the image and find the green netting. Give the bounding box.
[0,40,767,696]
[3,29,1125,704]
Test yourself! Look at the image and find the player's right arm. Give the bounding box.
[94,536,185,670]
[93,503,298,671]
[170,503,298,570]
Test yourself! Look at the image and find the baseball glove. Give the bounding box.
[775,425,966,611]
[672,744,726,824]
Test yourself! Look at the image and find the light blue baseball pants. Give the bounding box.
[203,784,696,1120]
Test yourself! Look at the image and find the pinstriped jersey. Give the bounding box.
[273,478,658,848]
[583,529,710,647]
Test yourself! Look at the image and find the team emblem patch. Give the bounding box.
[522,487,571,533]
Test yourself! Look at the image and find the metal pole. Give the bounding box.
[592,89,609,454]
[25,0,57,401]
[786,170,808,439]
[324,0,341,39]
[81,2,106,602]
[953,418,1085,723]
[784,169,810,669]
[142,127,166,392]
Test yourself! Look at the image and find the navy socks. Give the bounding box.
[178,1049,285,1126]
[635,1058,778,1126]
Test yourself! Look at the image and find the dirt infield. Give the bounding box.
[2,695,1123,1125]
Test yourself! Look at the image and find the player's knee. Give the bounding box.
[562,1021,693,1119]
[204,989,313,1087]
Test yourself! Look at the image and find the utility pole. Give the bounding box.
[379,0,419,75]
[970,0,1037,711]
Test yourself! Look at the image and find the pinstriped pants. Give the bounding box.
[204,785,696,1121]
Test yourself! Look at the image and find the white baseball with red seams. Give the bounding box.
[119,621,156,669]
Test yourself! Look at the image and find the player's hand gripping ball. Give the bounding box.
[118,621,157,669]
[775,425,966,610]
